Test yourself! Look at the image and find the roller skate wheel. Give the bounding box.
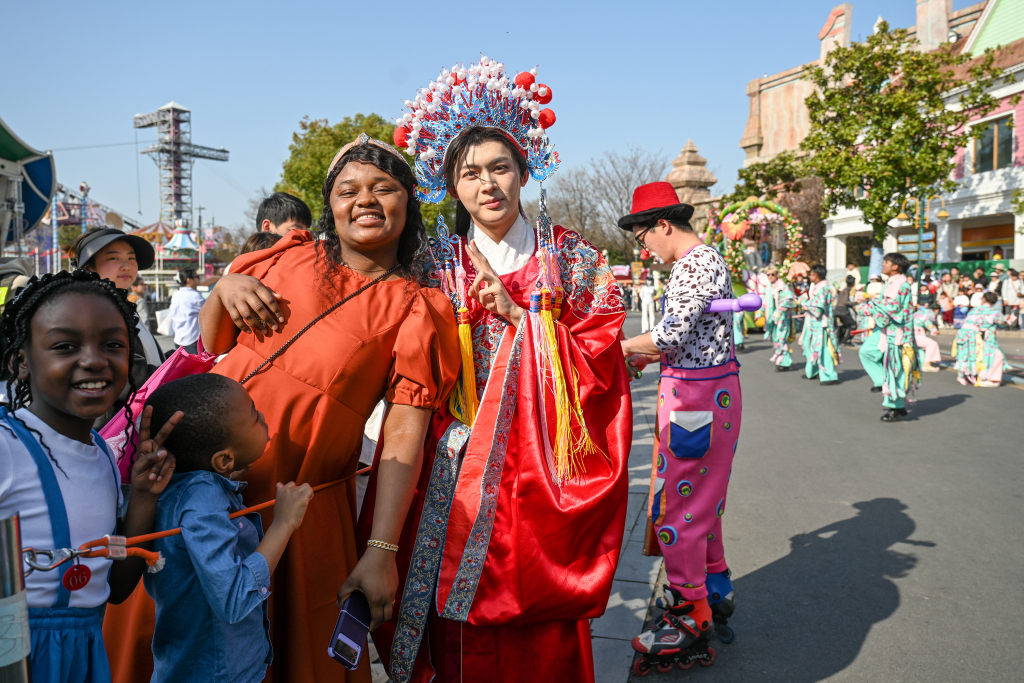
[633,657,654,677]
[717,625,735,644]
[656,662,675,673]
[678,658,696,671]
[699,646,716,667]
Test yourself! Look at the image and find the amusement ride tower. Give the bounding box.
[133,102,229,226]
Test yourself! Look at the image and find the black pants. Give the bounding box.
[835,308,856,344]
[176,342,199,355]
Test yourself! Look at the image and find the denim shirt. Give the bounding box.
[144,470,273,683]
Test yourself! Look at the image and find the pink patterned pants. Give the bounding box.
[651,359,742,602]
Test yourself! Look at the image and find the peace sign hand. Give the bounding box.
[130,405,183,499]
[466,240,525,327]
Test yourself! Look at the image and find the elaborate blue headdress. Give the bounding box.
[393,56,560,203]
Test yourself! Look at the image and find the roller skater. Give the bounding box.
[620,183,746,674]
[632,586,715,675]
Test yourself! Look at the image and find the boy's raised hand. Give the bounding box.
[130,405,182,498]
[274,482,314,531]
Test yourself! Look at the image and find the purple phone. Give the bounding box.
[328,590,371,669]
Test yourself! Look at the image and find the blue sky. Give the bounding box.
[5,0,967,230]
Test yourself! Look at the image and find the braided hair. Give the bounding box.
[0,270,142,472]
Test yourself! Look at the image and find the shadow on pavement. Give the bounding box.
[835,368,868,382]
[905,393,971,420]
[630,498,934,682]
[722,498,934,682]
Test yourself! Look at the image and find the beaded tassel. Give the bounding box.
[428,216,477,426]
[532,189,605,485]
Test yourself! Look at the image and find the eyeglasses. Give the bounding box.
[634,226,654,249]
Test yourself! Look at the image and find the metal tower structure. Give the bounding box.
[133,102,228,225]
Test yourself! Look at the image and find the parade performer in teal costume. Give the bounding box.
[801,264,841,384]
[953,291,1006,387]
[766,266,796,372]
[913,305,942,372]
[857,253,919,421]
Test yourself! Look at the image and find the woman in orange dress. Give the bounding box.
[102,134,460,682]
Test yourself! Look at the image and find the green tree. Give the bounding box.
[1012,188,1024,228]
[719,151,805,206]
[802,22,1018,241]
[275,114,454,233]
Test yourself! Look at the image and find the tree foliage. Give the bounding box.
[719,151,805,206]
[802,22,1017,241]
[1012,188,1024,227]
[274,114,454,232]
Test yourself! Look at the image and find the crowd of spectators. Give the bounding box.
[910,264,1021,329]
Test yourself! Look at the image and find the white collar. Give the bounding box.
[467,213,535,276]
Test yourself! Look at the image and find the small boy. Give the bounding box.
[144,374,313,683]
[255,192,312,236]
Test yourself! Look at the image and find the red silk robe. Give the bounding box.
[358,227,632,682]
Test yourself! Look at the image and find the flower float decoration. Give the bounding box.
[705,196,804,282]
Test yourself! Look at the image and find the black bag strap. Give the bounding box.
[240,264,401,385]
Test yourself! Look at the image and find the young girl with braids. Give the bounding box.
[0,270,180,683]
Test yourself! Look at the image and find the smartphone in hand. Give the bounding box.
[328,590,371,670]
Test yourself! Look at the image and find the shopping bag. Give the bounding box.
[101,339,216,480]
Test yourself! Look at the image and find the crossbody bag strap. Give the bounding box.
[92,430,124,525]
[2,409,73,608]
[240,264,401,385]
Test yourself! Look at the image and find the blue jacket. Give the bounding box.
[144,470,272,683]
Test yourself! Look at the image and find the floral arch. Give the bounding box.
[704,196,804,282]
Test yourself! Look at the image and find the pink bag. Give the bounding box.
[101,340,216,480]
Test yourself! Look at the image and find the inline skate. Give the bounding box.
[632,586,715,676]
[705,569,735,644]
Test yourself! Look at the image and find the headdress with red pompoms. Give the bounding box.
[392,56,559,203]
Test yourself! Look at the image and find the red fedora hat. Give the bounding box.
[618,182,694,231]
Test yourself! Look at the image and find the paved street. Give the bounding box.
[597,312,1024,683]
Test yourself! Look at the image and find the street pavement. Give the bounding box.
[596,311,1023,683]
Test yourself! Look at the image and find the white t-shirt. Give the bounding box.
[169,286,205,346]
[639,285,656,304]
[0,410,121,608]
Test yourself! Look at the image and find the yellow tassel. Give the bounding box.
[828,337,839,365]
[568,357,608,463]
[457,307,477,426]
[539,290,579,483]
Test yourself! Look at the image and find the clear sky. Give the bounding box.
[5,0,970,231]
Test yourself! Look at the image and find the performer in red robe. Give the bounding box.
[354,57,632,682]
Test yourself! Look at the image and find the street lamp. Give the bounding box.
[897,194,948,280]
[79,181,90,235]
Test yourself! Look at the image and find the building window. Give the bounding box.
[974,116,1014,173]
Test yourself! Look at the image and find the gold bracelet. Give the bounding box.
[366,540,399,553]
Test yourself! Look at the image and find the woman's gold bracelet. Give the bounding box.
[366,540,399,553]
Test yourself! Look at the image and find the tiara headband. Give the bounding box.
[394,56,560,204]
[328,132,408,175]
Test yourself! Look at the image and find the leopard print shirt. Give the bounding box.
[651,244,734,368]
